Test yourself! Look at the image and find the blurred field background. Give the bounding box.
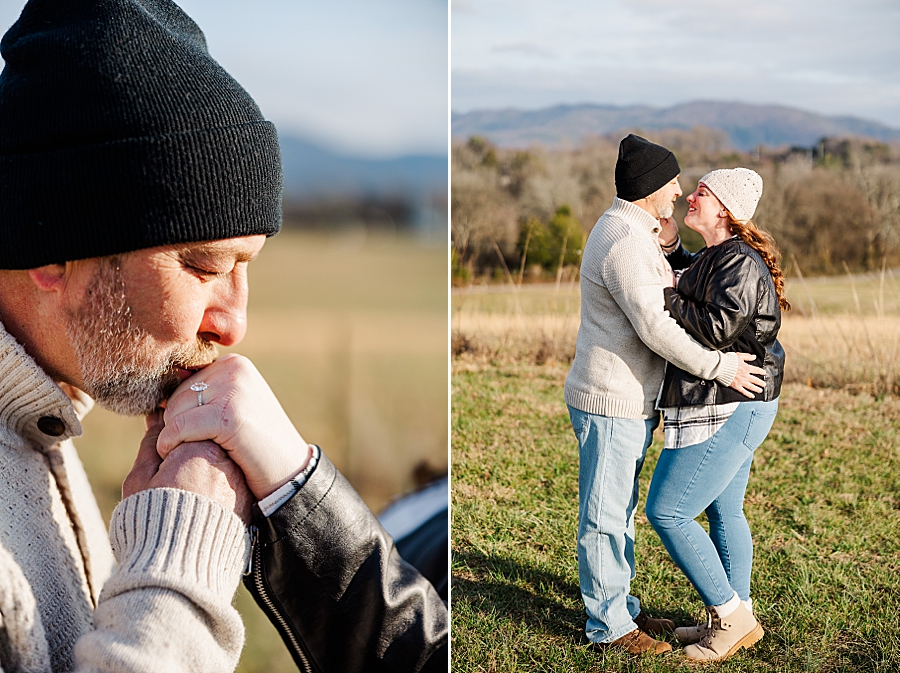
[74,229,448,673]
[451,272,900,671]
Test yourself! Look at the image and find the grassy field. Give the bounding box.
[73,229,448,673]
[451,274,900,672]
[452,269,900,318]
[452,272,900,396]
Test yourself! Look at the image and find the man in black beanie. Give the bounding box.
[0,1,446,671]
[563,134,765,655]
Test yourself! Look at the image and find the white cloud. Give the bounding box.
[492,42,557,59]
[451,0,900,127]
[452,0,475,13]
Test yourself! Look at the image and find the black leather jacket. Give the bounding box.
[243,452,448,673]
[659,237,785,407]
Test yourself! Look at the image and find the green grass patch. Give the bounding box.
[452,362,900,672]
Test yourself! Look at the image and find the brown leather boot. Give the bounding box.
[593,628,672,654]
[674,621,708,644]
[634,610,675,636]
[683,604,764,661]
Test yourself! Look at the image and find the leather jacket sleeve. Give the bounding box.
[663,251,761,350]
[243,451,448,673]
[664,240,698,271]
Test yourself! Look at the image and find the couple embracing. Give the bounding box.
[565,134,789,661]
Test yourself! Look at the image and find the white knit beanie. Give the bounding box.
[699,168,763,223]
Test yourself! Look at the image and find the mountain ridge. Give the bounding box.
[279,134,447,200]
[451,101,900,151]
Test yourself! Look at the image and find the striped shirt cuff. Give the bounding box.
[257,445,321,518]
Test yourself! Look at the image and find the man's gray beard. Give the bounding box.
[65,257,217,416]
[650,192,675,219]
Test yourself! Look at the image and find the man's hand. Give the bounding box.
[729,353,766,399]
[157,354,313,501]
[124,411,253,523]
[658,216,679,248]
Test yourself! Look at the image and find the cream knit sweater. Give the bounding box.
[0,322,249,673]
[565,198,739,419]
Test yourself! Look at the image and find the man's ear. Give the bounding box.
[26,264,68,292]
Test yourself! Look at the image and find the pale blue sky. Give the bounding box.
[452,0,900,128]
[0,0,449,156]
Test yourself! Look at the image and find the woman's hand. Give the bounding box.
[156,354,313,501]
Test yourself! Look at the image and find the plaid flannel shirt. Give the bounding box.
[661,402,739,449]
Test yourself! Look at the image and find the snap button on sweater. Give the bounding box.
[37,416,66,436]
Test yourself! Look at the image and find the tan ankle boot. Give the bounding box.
[683,604,763,661]
[677,606,757,644]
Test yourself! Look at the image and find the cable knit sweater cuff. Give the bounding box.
[106,488,249,601]
[714,351,740,387]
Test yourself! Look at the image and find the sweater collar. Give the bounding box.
[0,320,87,450]
[608,197,662,235]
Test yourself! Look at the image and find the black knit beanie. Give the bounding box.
[0,0,282,270]
[614,134,680,202]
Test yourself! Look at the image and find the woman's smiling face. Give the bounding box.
[684,182,725,234]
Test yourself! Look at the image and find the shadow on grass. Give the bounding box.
[452,547,586,644]
[453,546,706,639]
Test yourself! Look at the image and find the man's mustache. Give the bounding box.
[170,338,218,371]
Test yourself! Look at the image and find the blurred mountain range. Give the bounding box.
[277,135,447,235]
[279,134,447,200]
[451,101,900,151]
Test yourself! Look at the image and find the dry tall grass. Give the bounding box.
[452,312,577,365]
[780,315,900,395]
[452,279,900,396]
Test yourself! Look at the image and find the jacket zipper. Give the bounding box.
[246,525,314,673]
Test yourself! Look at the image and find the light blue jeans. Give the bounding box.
[568,405,659,644]
[645,399,778,607]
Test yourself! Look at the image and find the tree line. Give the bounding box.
[451,128,900,284]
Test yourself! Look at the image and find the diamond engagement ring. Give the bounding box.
[190,382,209,406]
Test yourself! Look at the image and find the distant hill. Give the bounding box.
[279,134,447,200]
[451,101,900,151]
